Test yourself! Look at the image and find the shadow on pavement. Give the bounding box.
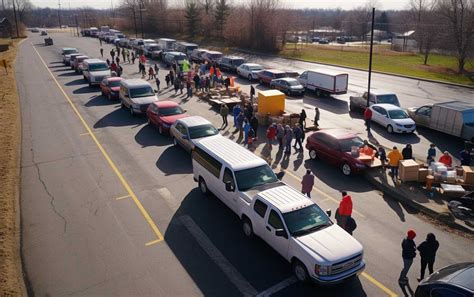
[156,145,192,175]
[85,95,118,107]
[303,96,348,115]
[73,86,100,94]
[134,124,172,147]
[93,107,146,129]
[368,125,421,145]
[58,71,79,77]
[65,78,87,86]
[416,126,464,157]
[50,61,64,64]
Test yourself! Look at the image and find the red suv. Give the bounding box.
[305,129,380,175]
[100,77,123,100]
[146,101,189,135]
[257,69,287,85]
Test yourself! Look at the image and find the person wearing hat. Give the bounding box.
[399,229,417,283]
[336,191,353,229]
[417,233,439,281]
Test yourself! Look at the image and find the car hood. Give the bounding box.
[130,96,158,105]
[91,70,111,77]
[392,118,416,125]
[161,114,188,125]
[295,224,363,263]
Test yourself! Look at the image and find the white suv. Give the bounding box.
[119,79,158,115]
[82,59,110,87]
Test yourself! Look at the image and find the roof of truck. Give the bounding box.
[257,185,314,213]
[435,101,474,112]
[307,68,348,76]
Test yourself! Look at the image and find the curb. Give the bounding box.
[363,171,474,234]
[232,48,474,90]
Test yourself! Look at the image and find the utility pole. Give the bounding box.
[75,14,79,37]
[58,0,62,29]
[132,7,138,38]
[139,0,145,39]
[367,7,375,108]
[12,0,19,38]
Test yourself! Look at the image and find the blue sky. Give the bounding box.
[31,0,409,10]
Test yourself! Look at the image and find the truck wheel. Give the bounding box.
[242,218,254,238]
[309,149,318,160]
[198,178,210,196]
[342,163,352,176]
[386,125,394,134]
[292,260,309,282]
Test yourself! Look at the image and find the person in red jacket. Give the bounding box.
[364,107,373,133]
[266,123,277,146]
[336,191,353,229]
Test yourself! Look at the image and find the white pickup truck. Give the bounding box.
[192,136,365,284]
[349,90,401,111]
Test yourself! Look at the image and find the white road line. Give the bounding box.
[256,277,297,297]
[156,187,179,211]
[179,215,258,297]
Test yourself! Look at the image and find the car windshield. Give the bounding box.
[64,49,78,54]
[377,94,400,105]
[189,124,218,139]
[130,87,154,98]
[275,73,287,78]
[109,80,122,88]
[235,165,278,191]
[89,63,109,71]
[287,80,301,86]
[339,136,365,152]
[388,109,409,119]
[249,66,263,71]
[159,106,184,116]
[174,55,186,60]
[233,59,244,66]
[283,205,331,237]
[210,54,223,59]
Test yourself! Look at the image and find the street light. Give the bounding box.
[138,0,146,39]
[367,7,375,108]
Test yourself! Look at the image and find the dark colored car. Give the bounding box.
[146,100,189,135]
[100,77,124,100]
[257,69,287,85]
[218,56,245,72]
[305,129,380,176]
[319,38,330,44]
[415,262,474,297]
[270,78,305,96]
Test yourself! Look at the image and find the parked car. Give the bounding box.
[73,55,89,73]
[66,53,83,67]
[146,101,188,134]
[257,69,287,85]
[83,59,111,87]
[100,77,123,100]
[306,129,381,175]
[218,56,245,72]
[319,38,330,44]
[285,71,300,78]
[143,43,162,57]
[170,116,220,152]
[237,63,264,81]
[349,90,401,111]
[407,101,474,141]
[131,39,144,50]
[40,30,47,36]
[190,48,209,63]
[62,48,79,64]
[369,104,416,134]
[415,262,474,297]
[202,50,223,65]
[270,78,305,96]
[163,51,188,67]
[118,38,130,47]
[31,28,39,33]
[192,136,365,284]
[298,69,348,96]
[120,79,158,116]
[140,39,156,50]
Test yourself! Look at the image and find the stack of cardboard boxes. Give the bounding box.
[400,160,420,182]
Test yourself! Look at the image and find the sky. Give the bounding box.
[31,0,410,10]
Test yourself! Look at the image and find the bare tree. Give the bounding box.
[437,0,474,73]
[410,0,438,64]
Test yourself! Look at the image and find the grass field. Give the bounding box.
[280,43,474,86]
[0,38,26,297]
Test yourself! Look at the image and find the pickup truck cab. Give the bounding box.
[349,90,401,111]
[192,136,365,284]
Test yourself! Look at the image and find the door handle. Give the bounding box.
[266,226,271,231]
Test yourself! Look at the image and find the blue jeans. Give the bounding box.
[391,166,399,179]
[399,258,413,282]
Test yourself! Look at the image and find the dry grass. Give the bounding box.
[0,38,26,297]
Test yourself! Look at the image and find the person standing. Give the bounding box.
[364,106,373,133]
[99,38,102,46]
[336,191,353,229]
[233,104,242,128]
[293,124,304,151]
[194,74,201,91]
[100,47,104,58]
[126,49,131,63]
[314,107,320,128]
[378,146,387,169]
[148,67,155,80]
[399,230,417,283]
[131,52,136,64]
[155,77,161,93]
[250,115,259,138]
[250,85,256,104]
[165,74,170,87]
[417,233,439,281]
[301,169,315,198]
[276,124,285,149]
[459,146,472,166]
[179,79,184,95]
[427,143,436,165]
[243,119,251,144]
[283,125,293,154]
[299,109,307,129]
[122,49,126,63]
[388,146,403,181]
[220,104,229,128]
[173,77,180,95]
[115,56,120,65]
[110,62,117,73]
[186,82,193,99]
[402,144,413,160]
[237,112,245,139]
[266,123,277,145]
[438,151,453,167]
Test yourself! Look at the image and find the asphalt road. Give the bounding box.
[18,32,473,297]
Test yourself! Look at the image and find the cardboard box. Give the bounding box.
[462,166,474,184]
[418,168,429,182]
[400,160,420,182]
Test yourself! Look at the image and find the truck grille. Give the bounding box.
[330,253,362,275]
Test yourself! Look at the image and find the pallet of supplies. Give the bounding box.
[462,166,474,185]
[440,184,466,198]
[400,159,420,182]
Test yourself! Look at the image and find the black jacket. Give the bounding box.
[402,147,413,160]
[402,238,416,259]
[417,239,439,261]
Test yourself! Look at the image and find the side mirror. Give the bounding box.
[326,209,332,217]
[275,229,288,239]
[225,181,235,192]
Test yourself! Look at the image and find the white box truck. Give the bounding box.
[298,69,349,96]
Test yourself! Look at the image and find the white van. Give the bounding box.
[82,59,110,87]
[175,42,198,56]
[158,38,176,51]
[192,136,365,284]
[119,79,158,115]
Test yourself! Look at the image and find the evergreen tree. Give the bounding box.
[184,0,200,38]
[213,0,230,37]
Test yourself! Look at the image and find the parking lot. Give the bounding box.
[18,32,473,296]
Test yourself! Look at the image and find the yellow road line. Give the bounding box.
[145,239,161,247]
[31,43,164,245]
[79,132,90,136]
[361,272,398,297]
[115,195,132,200]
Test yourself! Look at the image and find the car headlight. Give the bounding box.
[315,264,331,276]
[132,103,140,109]
[396,123,403,127]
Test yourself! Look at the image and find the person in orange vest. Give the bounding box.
[336,191,353,229]
[438,151,453,167]
[388,146,404,180]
